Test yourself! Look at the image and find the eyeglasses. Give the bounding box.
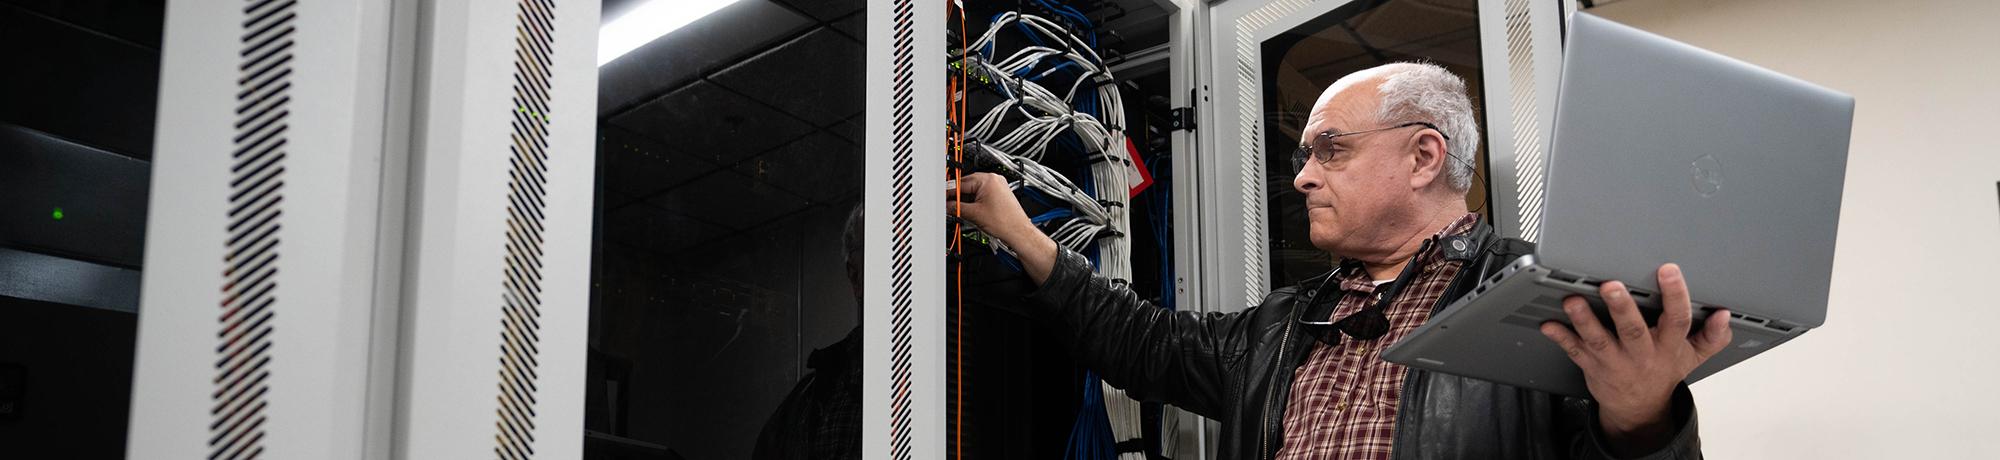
[1291,122,1450,174]
[1298,238,1435,343]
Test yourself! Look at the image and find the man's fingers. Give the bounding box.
[1600,281,1654,352]
[950,173,999,205]
[1691,308,1734,360]
[1541,322,1599,370]
[1656,263,1695,342]
[1562,295,1618,352]
[955,173,986,197]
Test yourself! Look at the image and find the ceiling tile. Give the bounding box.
[768,0,863,21]
[601,188,639,210]
[596,0,813,117]
[646,170,809,230]
[830,115,864,145]
[599,126,721,199]
[830,10,864,40]
[732,130,860,204]
[709,28,864,127]
[608,81,815,168]
[605,202,730,255]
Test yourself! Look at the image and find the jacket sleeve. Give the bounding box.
[1562,384,1703,460]
[1025,246,1263,419]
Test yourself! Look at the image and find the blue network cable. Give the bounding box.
[1064,371,1118,460]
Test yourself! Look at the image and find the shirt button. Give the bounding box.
[1335,402,1350,412]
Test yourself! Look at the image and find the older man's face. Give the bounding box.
[1292,80,1423,259]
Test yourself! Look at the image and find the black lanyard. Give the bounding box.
[1298,237,1436,343]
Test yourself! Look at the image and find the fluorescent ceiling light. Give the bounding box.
[598,0,743,67]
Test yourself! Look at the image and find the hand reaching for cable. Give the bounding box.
[950,173,1060,284]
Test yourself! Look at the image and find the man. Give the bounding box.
[951,62,1733,459]
[752,204,866,459]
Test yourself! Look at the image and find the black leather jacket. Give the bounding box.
[1023,224,1702,460]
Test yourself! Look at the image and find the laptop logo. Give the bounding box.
[1690,154,1724,197]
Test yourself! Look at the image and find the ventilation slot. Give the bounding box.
[886,1,918,458]
[1502,0,1550,243]
[1229,0,1312,305]
[492,0,557,459]
[212,1,294,459]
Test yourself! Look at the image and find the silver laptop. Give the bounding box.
[1380,12,1853,397]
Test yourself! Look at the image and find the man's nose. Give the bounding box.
[1294,168,1322,194]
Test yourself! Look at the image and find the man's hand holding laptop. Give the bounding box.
[1539,263,1735,456]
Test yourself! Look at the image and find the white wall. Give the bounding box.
[1589,0,2000,457]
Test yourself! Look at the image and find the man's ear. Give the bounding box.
[1409,131,1449,190]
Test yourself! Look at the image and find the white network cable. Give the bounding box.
[964,12,1150,460]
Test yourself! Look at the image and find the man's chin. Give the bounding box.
[1305,234,1342,255]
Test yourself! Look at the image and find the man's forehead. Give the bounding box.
[1304,73,1385,137]
[1315,67,1390,109]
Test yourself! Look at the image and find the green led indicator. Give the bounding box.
[515,106,551,123]
[51,207,64,221]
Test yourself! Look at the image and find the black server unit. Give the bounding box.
[0,1,165,456]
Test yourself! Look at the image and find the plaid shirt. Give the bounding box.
[752,328,862,460]
[1274,214,1480,460]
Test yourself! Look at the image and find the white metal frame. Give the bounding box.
[1478,0,1567,243]
[1163,3,1216,458]
[862,0,947,458]
[127,0,401,457]
[393,0,598,458]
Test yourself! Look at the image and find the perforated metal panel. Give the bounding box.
[1496,0,1554,243]
[1478,0,1565,243]
[886,0,918,456]
[212,1,299,456]
[396,0,596,458]
[129,0,397,458]
[492,0,558,458]
[863,0,944,458]
[1222,0,1313,309]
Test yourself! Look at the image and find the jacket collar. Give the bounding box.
[1295,214,1488,292]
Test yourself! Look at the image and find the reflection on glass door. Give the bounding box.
[1260,0,1491,288]
[586,1,866,458]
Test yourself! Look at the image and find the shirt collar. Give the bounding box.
[1329,213,1482,292]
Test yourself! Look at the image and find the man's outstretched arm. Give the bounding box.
[949,172,1253,417]
[948,173,1060,285]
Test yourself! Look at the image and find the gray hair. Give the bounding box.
[1368,62,1481,191]
[843,202,865,264]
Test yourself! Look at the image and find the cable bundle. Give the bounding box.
[961,11,1132,282]
[958,7,1147,460]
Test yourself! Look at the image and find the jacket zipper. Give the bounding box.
[1260,296,1305,459]
[1391,231,1489,458]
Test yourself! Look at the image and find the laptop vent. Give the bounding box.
[1500,295,1568,329]
[213,0,295,458]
